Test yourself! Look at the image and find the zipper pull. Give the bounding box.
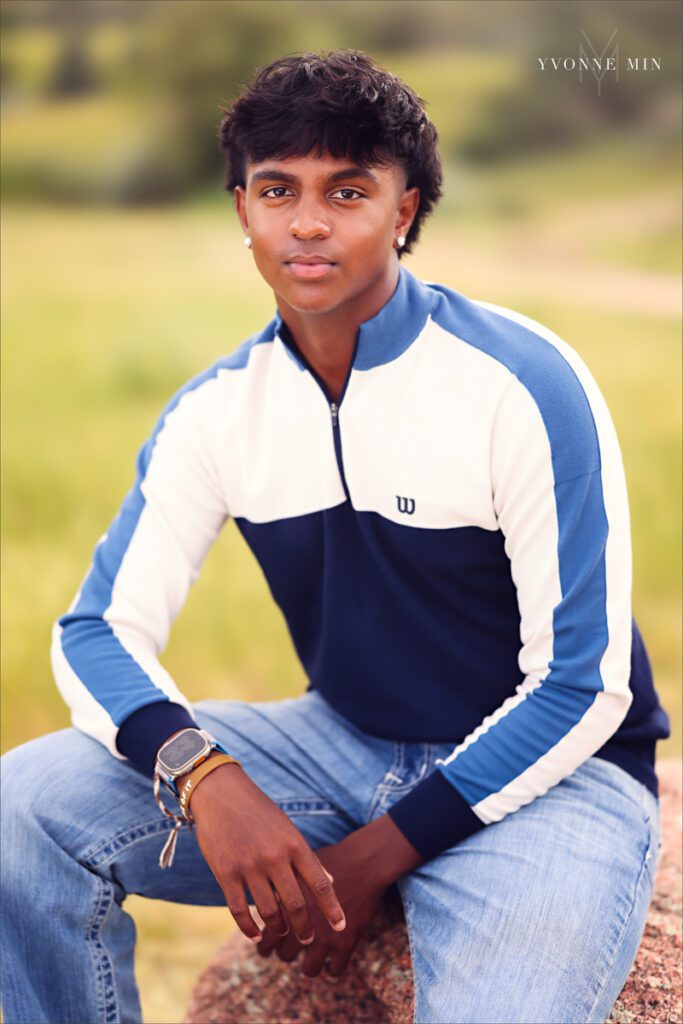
[330,402,338,427]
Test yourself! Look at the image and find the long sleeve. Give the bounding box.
[51,365,229,774]
[388,329,634,860]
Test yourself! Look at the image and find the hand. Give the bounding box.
[255,813,424,977]
[187,761,347,946]
[256,841,385,977]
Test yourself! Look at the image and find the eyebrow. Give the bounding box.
[249,166,380,187]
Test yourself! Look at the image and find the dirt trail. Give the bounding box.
[417,194,681,318]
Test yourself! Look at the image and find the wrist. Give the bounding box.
[340,813,425,889]
[183,754,245,816]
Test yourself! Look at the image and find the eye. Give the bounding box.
[261,186,294,199]
[330,188,364,201]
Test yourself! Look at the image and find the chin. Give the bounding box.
[290,297,340,315]
[281,283,347,315]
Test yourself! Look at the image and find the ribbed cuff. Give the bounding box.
[387,766,485,861]
[116,701,198,777]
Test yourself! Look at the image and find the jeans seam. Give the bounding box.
[280,806,339,815]
[366,742,406,821]
[85,874,120,1024]
[394,742,406,780]
[275,798,338,810]
[82,817,174,869]
[278,806,339,816]
[583,821,655,1022]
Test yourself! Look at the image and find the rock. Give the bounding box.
[185,762,682,1024]
[607,760,682,1024]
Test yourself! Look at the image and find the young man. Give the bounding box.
[1,50,670,1024]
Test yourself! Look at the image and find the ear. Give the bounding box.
[396,186,420,239]
[234,186,249,235]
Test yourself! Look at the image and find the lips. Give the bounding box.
[285,256,337,280]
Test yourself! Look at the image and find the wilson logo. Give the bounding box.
[396,496,416,515]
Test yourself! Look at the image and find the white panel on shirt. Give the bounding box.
[489,374,558,680]
[106,379,230,657]
[213,338,347,522]
[340,316,510,529]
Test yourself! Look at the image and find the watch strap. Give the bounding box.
[178,753,242,821]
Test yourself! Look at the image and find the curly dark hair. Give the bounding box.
[218,49,443,256]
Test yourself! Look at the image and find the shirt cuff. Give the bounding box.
[116,701,199,777]
[386,766,486,861]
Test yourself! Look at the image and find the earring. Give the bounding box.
[395,235,406,249]
[243,235,252,249]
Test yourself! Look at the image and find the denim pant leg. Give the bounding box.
[0,690,393,1024]
[389,754,660,1024]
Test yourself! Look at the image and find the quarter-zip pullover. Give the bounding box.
[53,265,670,860]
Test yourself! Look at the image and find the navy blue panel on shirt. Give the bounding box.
[236,505,523,743]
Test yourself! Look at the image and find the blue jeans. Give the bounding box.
[1,691,660,1024]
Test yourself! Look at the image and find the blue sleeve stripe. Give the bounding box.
[431,294,609,803]
[60,619,177,726]
[58,325,276,721]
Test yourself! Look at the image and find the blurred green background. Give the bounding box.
[2,1,681,1021]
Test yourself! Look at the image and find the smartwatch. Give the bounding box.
[155,728,228,798]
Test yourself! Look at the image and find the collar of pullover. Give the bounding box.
[273,264,435,374]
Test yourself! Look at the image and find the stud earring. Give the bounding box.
[243,235,252,249]
[396,235,406,249]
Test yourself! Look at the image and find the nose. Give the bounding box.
[289,195,331,241]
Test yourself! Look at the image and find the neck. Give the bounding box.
[276,260,400,403]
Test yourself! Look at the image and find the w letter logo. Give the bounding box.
[396,496,416,515]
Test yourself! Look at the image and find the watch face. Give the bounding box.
[160,730,207,773]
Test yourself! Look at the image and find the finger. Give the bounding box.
[301,943,330,978]
[255,936,277,958]
[275,897,291,938]
[256,892,291,958]
[221,878,263,944]
[326,948,352,977]
[270,867,316,945]
[293,849,346,932]
[247,875,288,941]
[274,927,304,963]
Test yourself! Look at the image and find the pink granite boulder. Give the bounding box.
[185,762,682,1024]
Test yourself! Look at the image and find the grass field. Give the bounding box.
[2,138,680,1021]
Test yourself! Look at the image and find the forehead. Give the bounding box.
[245,152,406,188]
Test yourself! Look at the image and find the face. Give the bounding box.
[234,152,419,318]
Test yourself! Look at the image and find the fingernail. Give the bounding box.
[250,933,263,943]
[324,869,334,882]
[278,926,290,937]
[332,916,347,931]
[301,934,314,945]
